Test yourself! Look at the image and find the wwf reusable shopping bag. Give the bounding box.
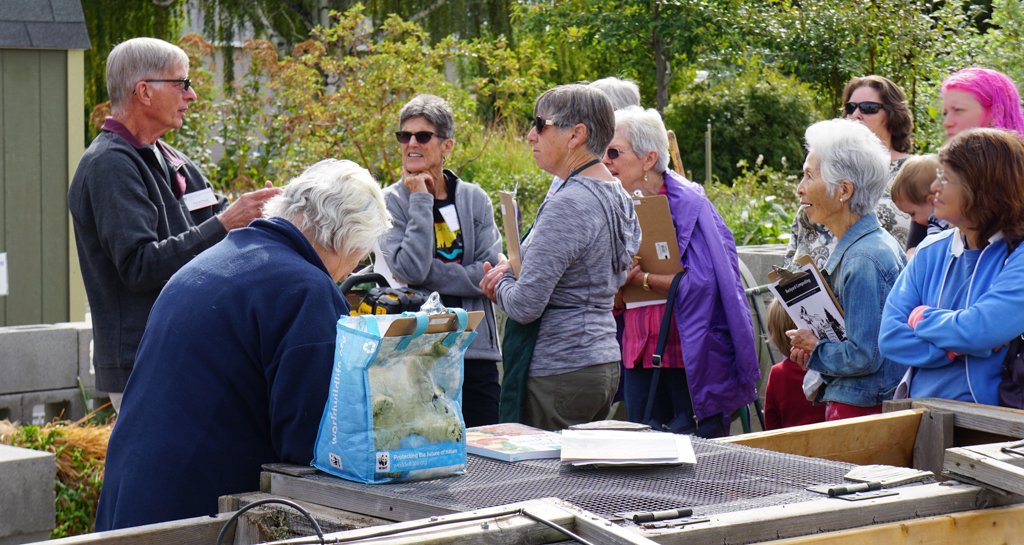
[312,307,480,484]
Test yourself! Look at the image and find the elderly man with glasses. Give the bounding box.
[68,37,279,412]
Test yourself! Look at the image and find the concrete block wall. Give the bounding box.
[0,444,55,544]
[0,322,106,424]
[737,243,788,288]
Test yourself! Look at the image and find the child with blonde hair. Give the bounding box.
[891,154,950,257]
[764,299,827,429]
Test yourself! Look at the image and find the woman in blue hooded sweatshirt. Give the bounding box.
[880,128,1024,405]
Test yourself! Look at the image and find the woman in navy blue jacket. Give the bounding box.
[96,159,391,530]
[880,129,1024,405]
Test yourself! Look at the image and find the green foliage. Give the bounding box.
[80,0,183,141]
[9,424,105,538]
[745,0,980,111]
[705,156,800,246]
[511,0,743,109]
[664,66,822,184]
[168,5,550,192]
[456,128,550,235]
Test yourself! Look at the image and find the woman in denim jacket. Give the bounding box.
[880,129,1024,406]
[788,119,907,421]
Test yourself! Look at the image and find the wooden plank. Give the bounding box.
[909,398,1024,438]
[556,496,661,545]
[26,512,235,545]
[646,482,1016,545]
[3,50,44,325]
[67,49,88,322]
[883,399,915,412]
[752,502,1024,545]
[913,410,954,477]
[260,498,582,545]
[266,471,459,521]
[265,469,1013,545]
[0,50,8,323]
[720,409,924,466]
[0,49,5,323]
[39,50,68,323]
[223,490,392,539]
[944,441,1024,495]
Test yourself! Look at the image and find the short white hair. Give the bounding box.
[805,119,889,217]
[589,77,642,110]
[614,106,670,173]
[263,159,392,256]
[107,37,189,115]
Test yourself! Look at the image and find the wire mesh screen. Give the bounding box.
[300,437,859,520]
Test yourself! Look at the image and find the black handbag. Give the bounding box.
[999,333,1024,409]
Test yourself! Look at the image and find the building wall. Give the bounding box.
[0,49,70,326]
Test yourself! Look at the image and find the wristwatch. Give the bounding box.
[642,272,651,291]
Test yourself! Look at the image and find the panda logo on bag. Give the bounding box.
[376,451,390,472]
[328,452,343,470]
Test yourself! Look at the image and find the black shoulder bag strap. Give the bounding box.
[999,240,1024,409]
[642,269,688,424]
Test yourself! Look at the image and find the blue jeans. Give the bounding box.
[623,367,727,438]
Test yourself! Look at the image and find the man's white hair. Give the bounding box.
[107,37,189,116]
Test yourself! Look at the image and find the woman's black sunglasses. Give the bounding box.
[395,131,439,144]
[605,147,624,160]
[533,116,555,134]
[845,101,887,116]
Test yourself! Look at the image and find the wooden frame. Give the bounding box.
[720,408,924,466]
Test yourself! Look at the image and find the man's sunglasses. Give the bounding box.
[533,116,556,134]
[143,78,192,91]
[844,101,887,116]
[395,131,440,144]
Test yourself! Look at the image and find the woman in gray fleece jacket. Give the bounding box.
[381,95,503,427]
[482,85,641,431]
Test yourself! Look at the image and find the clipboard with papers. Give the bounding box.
[622,195,684,309]
[767,256,846,343]
[498,191,522,278]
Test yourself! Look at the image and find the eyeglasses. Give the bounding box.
[395,131,439,144]
[935,167,958,188]
[605,147,626,160]
[844,101,887,116]
[143,78,192,92]
[533,116,556,134]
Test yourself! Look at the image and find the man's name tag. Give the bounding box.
[182,188,218,211]
[438,204,460,232]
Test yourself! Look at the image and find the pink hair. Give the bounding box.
[942,67,1024,136]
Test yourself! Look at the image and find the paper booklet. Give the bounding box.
[559,430,696,467]
[767,256,846,343]
[498,191,522,278]
[622,195,685,309]
[466,423,561,462]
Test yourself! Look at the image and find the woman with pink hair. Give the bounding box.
[941,67,1024,139]
[906,68,1024,249]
